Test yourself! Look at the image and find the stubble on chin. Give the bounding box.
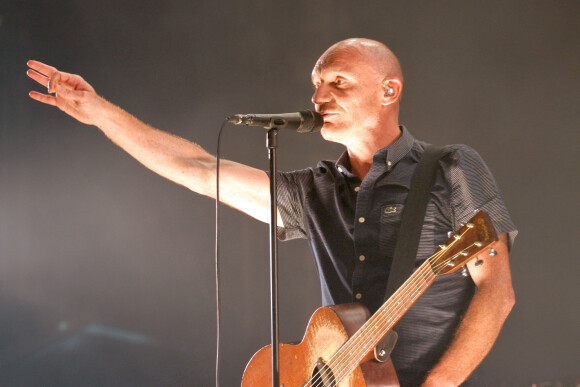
[320,124,346,144]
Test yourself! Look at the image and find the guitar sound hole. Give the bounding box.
[311,358,336,387]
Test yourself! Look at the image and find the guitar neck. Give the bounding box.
[372,259,437,335]
[328,259,437,382]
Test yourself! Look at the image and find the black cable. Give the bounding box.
[215,119,228,387]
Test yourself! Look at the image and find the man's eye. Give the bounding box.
[335,79,346,86]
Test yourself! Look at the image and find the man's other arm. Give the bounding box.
[421,233,515,386]
[27,60,278,225]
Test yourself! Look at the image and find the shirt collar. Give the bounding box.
[335,125,415,174]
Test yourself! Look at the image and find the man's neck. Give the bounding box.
[346,124,402,180]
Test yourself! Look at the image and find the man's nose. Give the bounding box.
[311,84,332,105]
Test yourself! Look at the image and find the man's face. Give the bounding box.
[311,48,385,143]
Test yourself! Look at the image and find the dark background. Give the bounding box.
[1,1,579,386]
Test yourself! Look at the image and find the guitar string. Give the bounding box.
[328,243,466,385]
[305,259,439,387]
[324,237,480,387]
[304,249,446,387]
[304,242,450,387]
[304,256,439,387]
[320,237,481,387]
[308,241,470,387]
[305,229,481,387]
[330,264,436,385]
[306,222,483,386]
[302,237,457,387]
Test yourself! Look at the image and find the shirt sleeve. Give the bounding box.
[275,170,312,240]
[446,145,518,249]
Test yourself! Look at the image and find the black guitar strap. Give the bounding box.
[374,145,447,362]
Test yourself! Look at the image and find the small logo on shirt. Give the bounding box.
[384,206,397,214]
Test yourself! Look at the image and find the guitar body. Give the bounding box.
[242,303,399,387]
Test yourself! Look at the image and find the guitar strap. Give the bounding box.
[374,145,448,362]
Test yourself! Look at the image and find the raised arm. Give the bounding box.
[27,60,277,225]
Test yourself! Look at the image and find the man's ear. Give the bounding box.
[381,78,403,105]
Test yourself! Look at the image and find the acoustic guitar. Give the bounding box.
[242,210,497,386]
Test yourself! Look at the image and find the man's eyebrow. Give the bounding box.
[312,69,348,81]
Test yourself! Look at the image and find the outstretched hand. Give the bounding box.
[27,60,105,126]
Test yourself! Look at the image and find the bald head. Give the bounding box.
[315,38,403,84]
[310,38,404,150]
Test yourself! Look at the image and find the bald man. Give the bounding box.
[27,38,516,386]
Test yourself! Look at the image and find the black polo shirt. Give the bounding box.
[276,126,516,386]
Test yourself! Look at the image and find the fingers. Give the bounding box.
[27,68,49,88]
[27,60,60,93]
[27,60,98,121]
[27,67,61,94]
[27,60,57,105]
[27,60,58,77]
[28,90,57,106]
[28,83,80,106]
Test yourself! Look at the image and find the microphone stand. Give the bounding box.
[267,128,280,387]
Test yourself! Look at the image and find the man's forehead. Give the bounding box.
[311,48,367,79]
[311,59,351,79]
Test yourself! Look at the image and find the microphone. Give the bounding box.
[226,110,323,133]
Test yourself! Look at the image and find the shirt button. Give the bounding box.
[359,255,366,262]
[337,166,343,173]
[358,217,365,223]
[354,186,360,192]
[355,293,362,300]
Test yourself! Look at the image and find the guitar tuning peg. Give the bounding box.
[461,266,469,277]
[475,257,484,266]
[447,231,453,238]
[489,248,498,257]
